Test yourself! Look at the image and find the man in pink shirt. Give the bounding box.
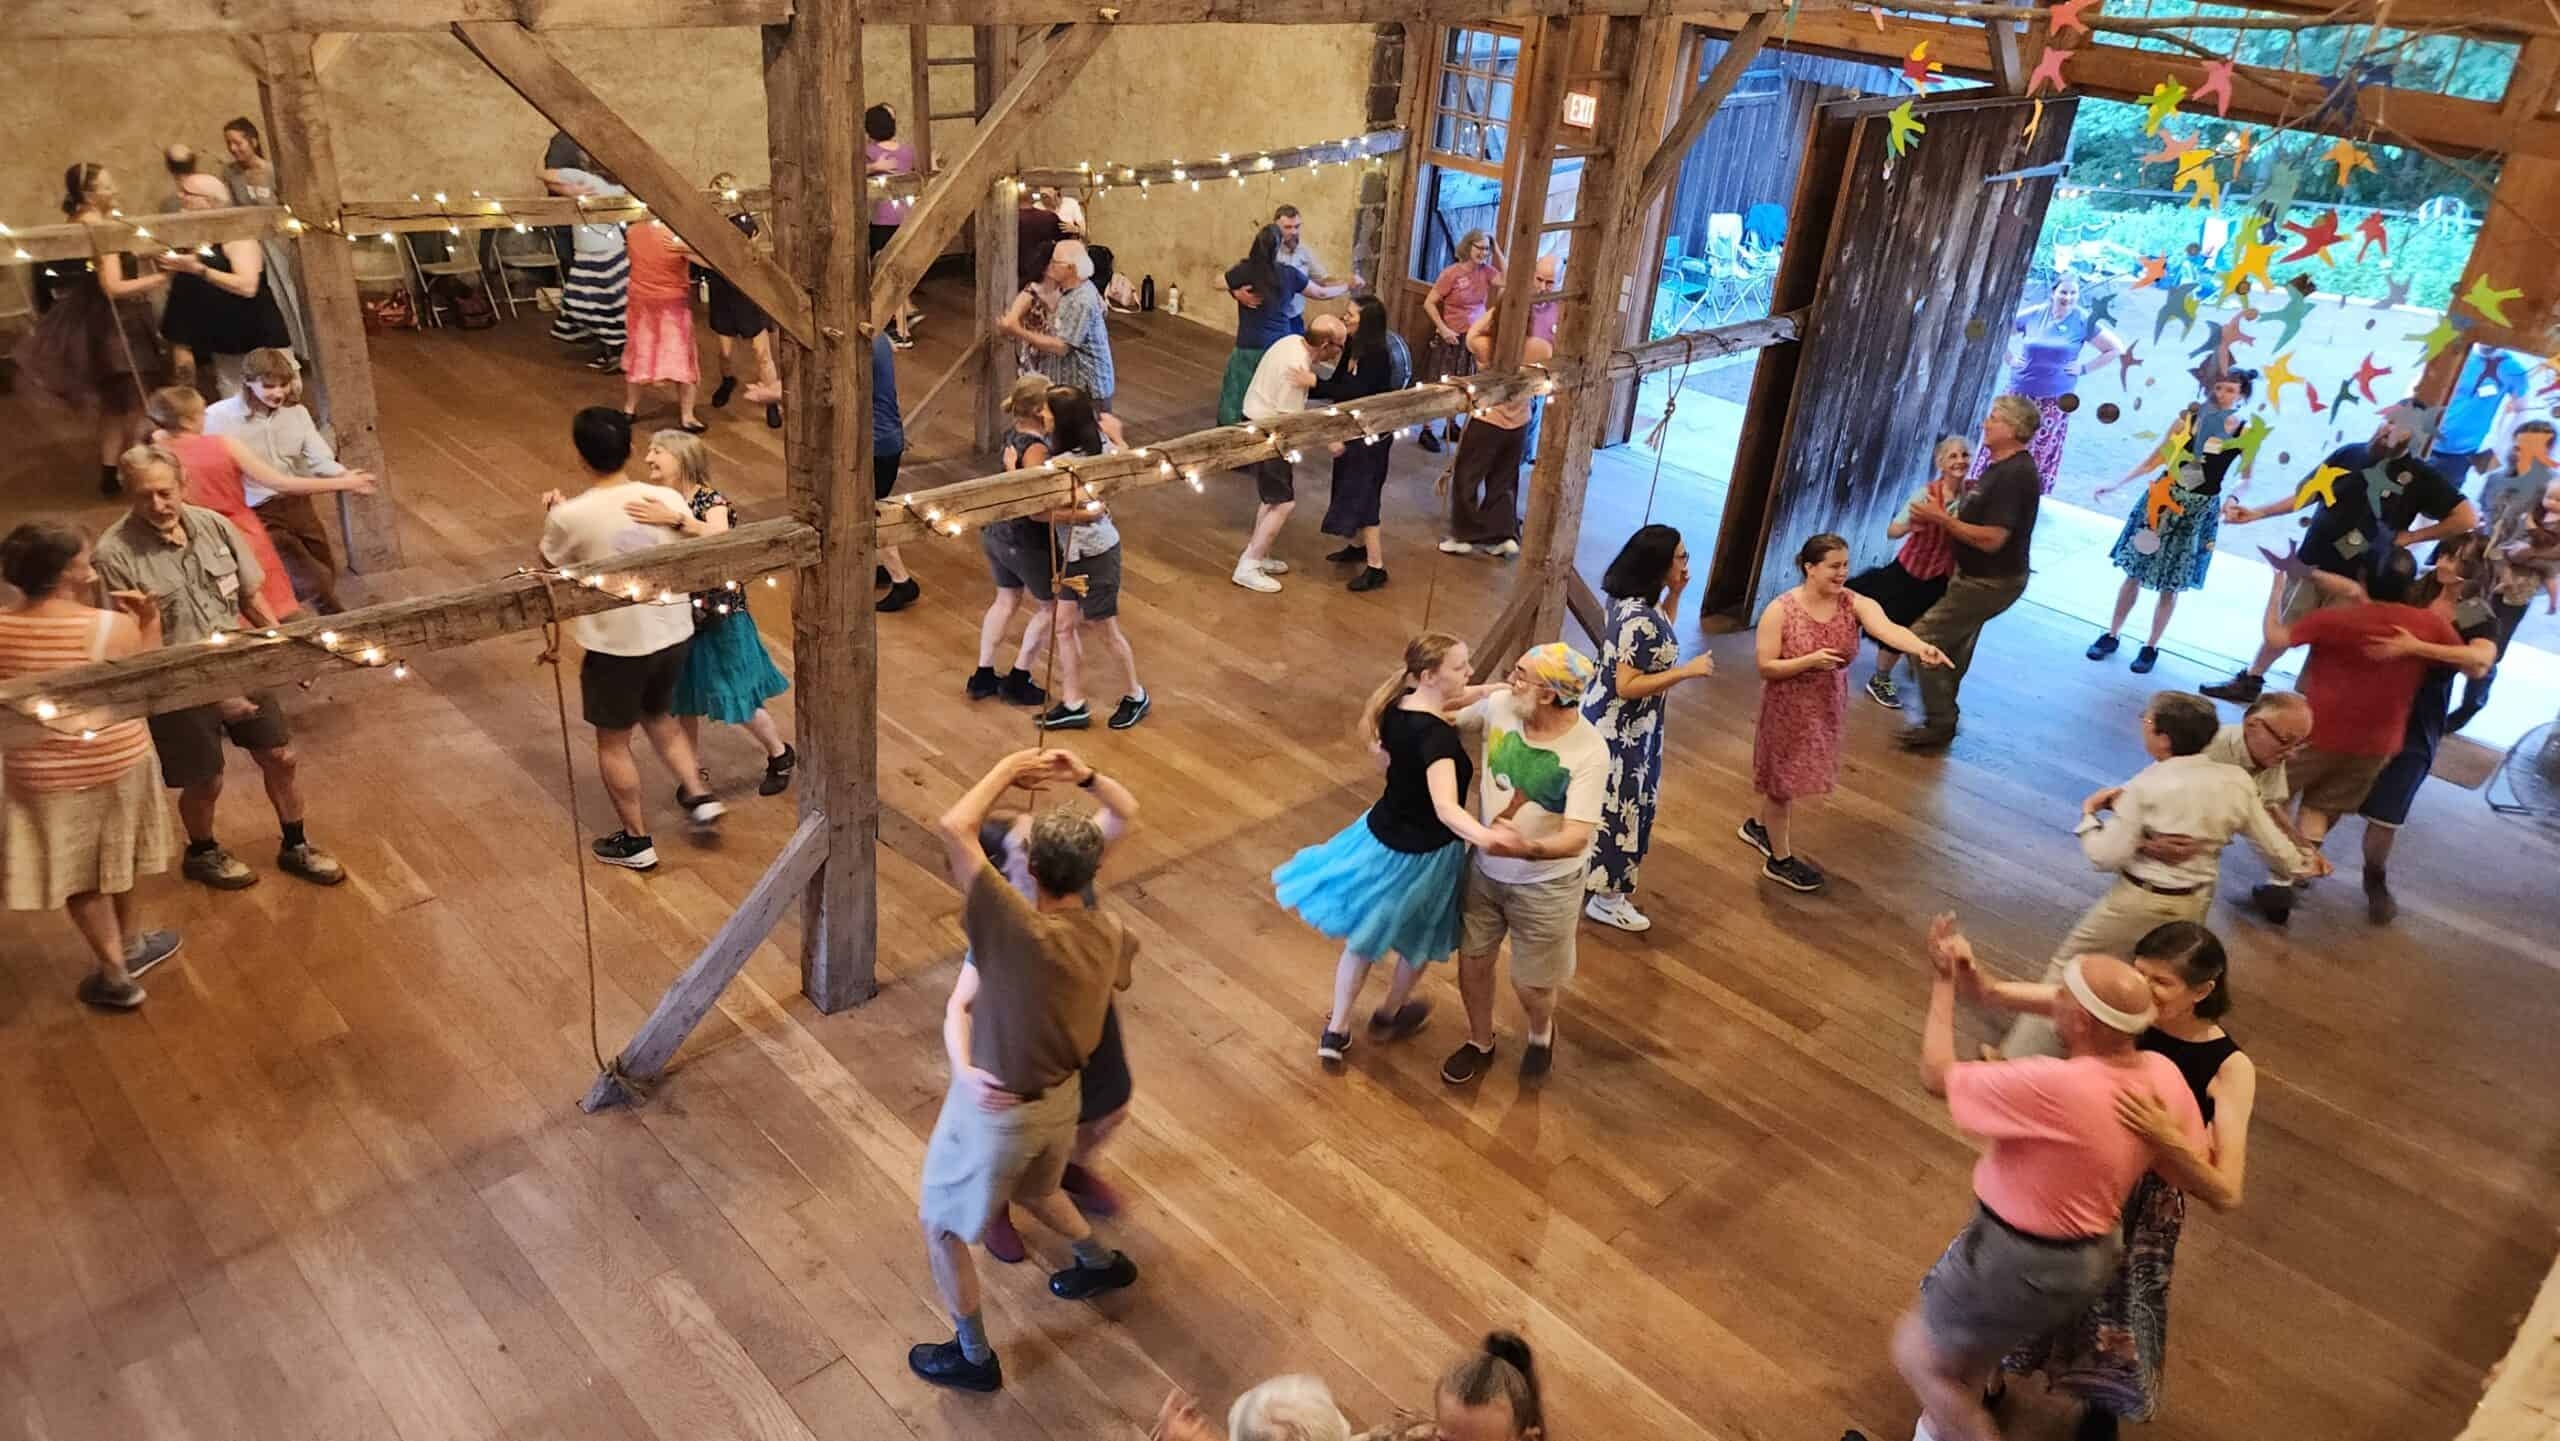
[1885,917,2204,1441]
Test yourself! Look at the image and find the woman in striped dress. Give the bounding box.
[0,522,182,1010]
[543,161,632,371]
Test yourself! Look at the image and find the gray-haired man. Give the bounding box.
[1025,239,1117,412]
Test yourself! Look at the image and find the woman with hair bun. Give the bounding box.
[15,163,170,495]
[1742,532,1947,893]
[1352,1331,1548,1441]
[1579,523,1714,933]
[1955,921,2257,1441]
[2086,370,2259,673]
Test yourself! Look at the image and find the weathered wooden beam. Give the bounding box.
[874,312,1800,545]
[455,19,818,347]
[868,21,1109,335]
[972,23,1021,455]
[1633,11,1772,217]
[582,812,829,1111]
[257,36,402,575]
[0,521,819,742]
[1489,17,1571,372]
[910,25,938,175]
[1564,569,1608,649]
[1469,587,1539,685]
[765,0,878,1013]
[1981,0,2024,93]
[0,207,286,266]
[3,0,792,37]
[311,32,353,70]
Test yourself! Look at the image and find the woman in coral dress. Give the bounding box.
[1742,532,1945,894]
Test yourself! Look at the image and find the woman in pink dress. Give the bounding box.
[1741,532,1946,893]
[144,385,373,624]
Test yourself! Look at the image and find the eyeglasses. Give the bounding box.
[2247,716,2311,752]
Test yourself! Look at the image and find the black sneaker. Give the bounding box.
[1519,1035,1554,1080]
[1048,1251,1138,1300]
[710,375,738,409]
[2250,882,2294,927]
[758,745,798,797]
[2130,643,2161,674]
[1108,691,1150,730]
[1317,1029,1352,1064]
[586,351,622,373]
[1864,672,1900,709]
[1367,1000,1431,1041]
[77,972,146,1011]
[766,402,783,430]
[2086,631,2120,661]
[908,1339,1003,1393]
[593,831,659,870]
[2200,670,2264,703]
[1763,854,1825,892]
[998,669,1047,706]
[1348,566,1389,592]
[1418,428,1445,453]
[1439,1041,1496,1086]
[1036,702,1091,730]
[1325,544,1365,563]
[877,578,921,612]
[967,666,1002,700]
[1737,816,1773,858]
[876,565,892,586]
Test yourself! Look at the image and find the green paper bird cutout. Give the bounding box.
[2143,78,2189,134]
[2461,274,2525,328]
[2153,283,2201,343]
[2407,313,2462,360]
[2253,161,2304,222]
[1886,100,1926,157]
[2086,292,2118,329]
[2230,413,2273,469]
[2259,286,2316,350]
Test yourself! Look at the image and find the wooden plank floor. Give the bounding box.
[1,284,2555,1441]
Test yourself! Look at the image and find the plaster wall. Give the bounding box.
[0,24,1377,336]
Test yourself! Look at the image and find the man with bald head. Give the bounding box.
[1230,312,1347,593]
[1884,917,2205,1441]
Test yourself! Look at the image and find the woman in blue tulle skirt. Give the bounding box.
[1274,631,1516,1067]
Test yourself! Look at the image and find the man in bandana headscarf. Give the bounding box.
[1442,642,1610,1087]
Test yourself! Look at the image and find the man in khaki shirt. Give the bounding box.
[912,748,1139,1393]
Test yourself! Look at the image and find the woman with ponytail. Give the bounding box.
[1273,634,1519,1066]
[1355,1331,1548,1441]
[1955,921,2255,1440]
[15,163,170,496]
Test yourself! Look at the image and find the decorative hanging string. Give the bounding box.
[1637,338,1701,529]
[528,571,624,1088]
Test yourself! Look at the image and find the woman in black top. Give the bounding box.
[1313,294,1413,592]
[1272,632,1519,1065]
[700,175,783,428]
[1961,922,2257,1440]
[160,171,292,394]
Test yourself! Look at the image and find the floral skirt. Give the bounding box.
[2109,485,2220,593]
[2004,1172,2187,1423]
[1972,395,2070,495]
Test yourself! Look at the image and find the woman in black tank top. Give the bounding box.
[1974,922,2256,1438]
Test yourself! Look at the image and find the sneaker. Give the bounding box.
[1325,544,1365,563]
[183,846,259,890]
[1108,691,1150,730]
[997,669,1047,706]
[2200,670,2264,703]
[2086,631,2120,660]
[1048,1251,1137,1300]
[1584,892,1652,932]
[586,351,623,373]
[1367,1000,1431,1041]
[967,666,1003,700]
[1437,539,1474,555]
[2250,882,2294,927]
[277,842,348,886]
[1317,1028,1352,1064]
[877,578,921,612]
[1060,1162,1123,1218]
[1418,428,1445,453]
[907,1339,1003,1393]
[1897,723,1956,751]
[1736,817,1774,859]
[77,973,146,1011]
[1864,672,1901,709]
[678,789,727,828]
[1256,558,1290,576]
[876,565,893,586]
[765,403,783,430]
[710,375,737,409]
[2445,704,2483,734]
[983,1207,1027,1264]
[758,745,798,797]
[1035,702,1091,731]
[1348,566,1389,592]
[889,331,916,351]
[2365,874,2398,925]
[1491,540,1520,557]
[2130,644,2161,674]
[1439,1041,1496,1086]
[1762,854,1825,892]
[121,929,183,980]
[593,830,659,870]
[1519,1034,1554,1080]
[1230,564,1282,594]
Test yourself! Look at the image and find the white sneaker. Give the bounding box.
[1438,539,1474,554]
[1230,564,1282,593]
[684,793,727,828]
[1257,558,1290,575]
[1492,540,1520,557]
[1584,893,1652,932]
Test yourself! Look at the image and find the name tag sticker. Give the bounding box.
[217,572,240,599]
[2455,596,2494,628]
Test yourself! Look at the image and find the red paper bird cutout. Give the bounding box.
[2280,210,2345,265]
[2351,354,2393,404]
[2047,0,2100,36]
[2142,129,2194,165]
[2354,212,2390,262]
[1902,41,1944,90]
[2192,59,2237,116]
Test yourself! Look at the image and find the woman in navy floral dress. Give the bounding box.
[1579,525,1715,932]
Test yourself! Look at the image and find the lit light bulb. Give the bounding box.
[433,191,448,203]
[625,582,642,599]
[32,700,58,720]
[81,729,97,741]
[764,576,777,588]
[391,661,409,680]
[1183,469,1204,492]
[319,630,340,650]
[207,630,228,646]
[360,645,384,665]
[1285,449,1303,463]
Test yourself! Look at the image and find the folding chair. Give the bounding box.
[490,225,564,318]
[402,230,495,328]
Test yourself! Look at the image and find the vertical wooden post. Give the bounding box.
[1516,13,1679,643]
[1488,16,1569,372]
[765,0,877,1011]
[971,22,1020,455]
[909,25,937,175]
[257,33,401,575]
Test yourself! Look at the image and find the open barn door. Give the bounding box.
[1706,91,2075,617]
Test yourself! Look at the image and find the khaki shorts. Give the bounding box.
[1459,865,1583,989]
[917,1072,1082,1244]
[2291,745,2390,816]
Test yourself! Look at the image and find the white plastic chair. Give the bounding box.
[1704,212,1753,322]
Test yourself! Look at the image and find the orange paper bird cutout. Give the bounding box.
[2132,255,2167,290]
[2321,137,2375,186]
[2262,352,2306,412]
[2143,128,2195,165]
[2028,47,2074,96]
[2145,473,2188,530]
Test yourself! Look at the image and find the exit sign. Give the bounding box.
[1562,91,1598,127]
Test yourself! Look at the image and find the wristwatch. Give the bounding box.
[1077,770,1099,790]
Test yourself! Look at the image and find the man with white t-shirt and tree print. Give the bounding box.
[1442,642,1610,1087]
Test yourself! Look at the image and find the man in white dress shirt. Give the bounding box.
[2002,691,2304,1057]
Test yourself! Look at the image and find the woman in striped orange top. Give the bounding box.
[0,521,182,1010]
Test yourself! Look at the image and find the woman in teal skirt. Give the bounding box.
[1275,631,1517,1066]
[625,430,798,796]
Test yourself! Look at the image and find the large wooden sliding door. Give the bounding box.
[1708,92,2074,615]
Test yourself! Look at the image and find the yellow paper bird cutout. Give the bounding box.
[1886,100,1927,157]
[2461,274,2525,328]
[2320,137,2375,186]
[2172,148,2221,209]
[2296,463,2349,509]
[2262,351,2305,412]
[2220,238,2277,298]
